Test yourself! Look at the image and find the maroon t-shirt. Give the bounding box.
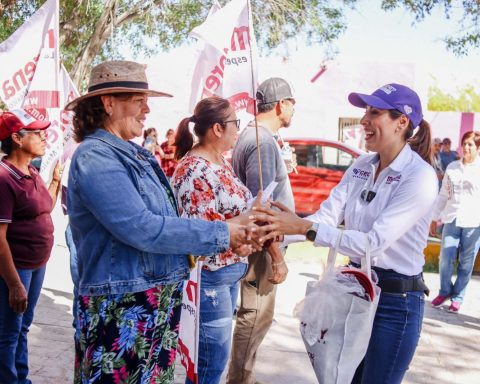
[0,159,54,269]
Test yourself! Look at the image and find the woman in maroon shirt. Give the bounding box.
[0,110,61,383]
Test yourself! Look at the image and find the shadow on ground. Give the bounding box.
[29,290,75,384]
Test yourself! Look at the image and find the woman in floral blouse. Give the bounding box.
[172,97,255,384]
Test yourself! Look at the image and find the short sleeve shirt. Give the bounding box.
[171,154,252,271]
[0,158,54,269]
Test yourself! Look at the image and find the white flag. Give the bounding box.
[0,0,61,182]
[60,64,80,164]
[189,0,258,126]
[178,261,203,383]
[0,0,57,110]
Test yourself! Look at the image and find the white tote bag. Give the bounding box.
[294,232,380,384]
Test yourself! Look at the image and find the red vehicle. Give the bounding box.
[285,138,364,216]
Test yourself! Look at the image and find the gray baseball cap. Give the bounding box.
[256,77,294,105]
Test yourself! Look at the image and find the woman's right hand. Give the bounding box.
[250,201,312,242]
[227,222,263,252]
[9,282,28,313]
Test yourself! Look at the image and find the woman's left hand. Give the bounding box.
[52,161,63,183]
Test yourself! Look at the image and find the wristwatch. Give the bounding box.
[306,222,319,242]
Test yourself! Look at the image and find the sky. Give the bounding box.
[334,0,480,92]
[127,0,480,92]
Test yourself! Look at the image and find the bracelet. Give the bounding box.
[271,260,285,267]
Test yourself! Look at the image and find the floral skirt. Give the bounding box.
[74,282,183,384]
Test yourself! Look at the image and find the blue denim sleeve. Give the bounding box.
[71,146,229,256]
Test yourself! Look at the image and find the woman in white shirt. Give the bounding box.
[430,131,480,313]
[254,84,438,384]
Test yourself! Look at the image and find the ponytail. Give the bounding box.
[174,117,194,160]
[408,119,432,165]
[174,97,232,160]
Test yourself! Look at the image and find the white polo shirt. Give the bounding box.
[432,158,480,228]
[286,144,438,276]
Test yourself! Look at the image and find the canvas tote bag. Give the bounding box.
[294,232,381,384]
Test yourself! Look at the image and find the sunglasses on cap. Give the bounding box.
[18,129,48,138]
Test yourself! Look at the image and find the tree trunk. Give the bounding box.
[70,0,117,88]
[68,0,159,89]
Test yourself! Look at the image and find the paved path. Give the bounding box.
[28,241,480,383]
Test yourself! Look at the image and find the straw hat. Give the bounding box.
[65,60,172,110]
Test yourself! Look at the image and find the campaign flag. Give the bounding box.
[0,0,57,110]
[189,0,258,126]
[59,64,80,191]
[178,261,203,383]
[0,0,61,182]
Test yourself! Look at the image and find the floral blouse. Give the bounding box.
[172,153,252,271]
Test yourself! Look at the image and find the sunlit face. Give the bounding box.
[462,137,478,163]
[433,142,442,154]
[219,107,240,151]
[147,130,157,139]
[107,93,150,140]
[14,129,48,157]
[360,106,404,153]
[280,98,295,128]
[166,131,175,145]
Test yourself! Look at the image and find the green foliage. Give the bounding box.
[1,0,480,86]
[381,0,480,56]
[428,83,480,112]
[1,0,355,85]
[0,1,46,41]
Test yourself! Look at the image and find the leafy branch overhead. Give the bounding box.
[380,0,480,56]
[0,0,479,88]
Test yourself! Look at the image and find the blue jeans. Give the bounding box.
[65,224,80,341]
[352,268,424,384]
[193,262,247,384]
[439,220,480,303]
[0,266,46,384]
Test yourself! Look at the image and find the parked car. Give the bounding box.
[284,138,364,216]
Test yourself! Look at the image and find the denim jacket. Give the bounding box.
[68,129,229,296]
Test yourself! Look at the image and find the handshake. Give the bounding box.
[226,192,314,256]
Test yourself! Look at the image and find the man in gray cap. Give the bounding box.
[227,77,296,384]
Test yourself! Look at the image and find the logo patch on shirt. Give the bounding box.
[352,168,371,180]
[386,175,402,184]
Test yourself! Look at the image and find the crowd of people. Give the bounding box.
[0,59,479,384]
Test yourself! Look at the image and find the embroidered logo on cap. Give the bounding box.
[404,105,413,115]
[380,84,397,95]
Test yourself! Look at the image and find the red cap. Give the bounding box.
[0,110,51,141]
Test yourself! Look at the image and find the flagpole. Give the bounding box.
[246,0,263,192]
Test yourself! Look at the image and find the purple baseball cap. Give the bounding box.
[348,83,423,128]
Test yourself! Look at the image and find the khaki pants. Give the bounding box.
[226,250,277,384]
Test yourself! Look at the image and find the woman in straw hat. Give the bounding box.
[0,110,61,383]
[66,60,259,383]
